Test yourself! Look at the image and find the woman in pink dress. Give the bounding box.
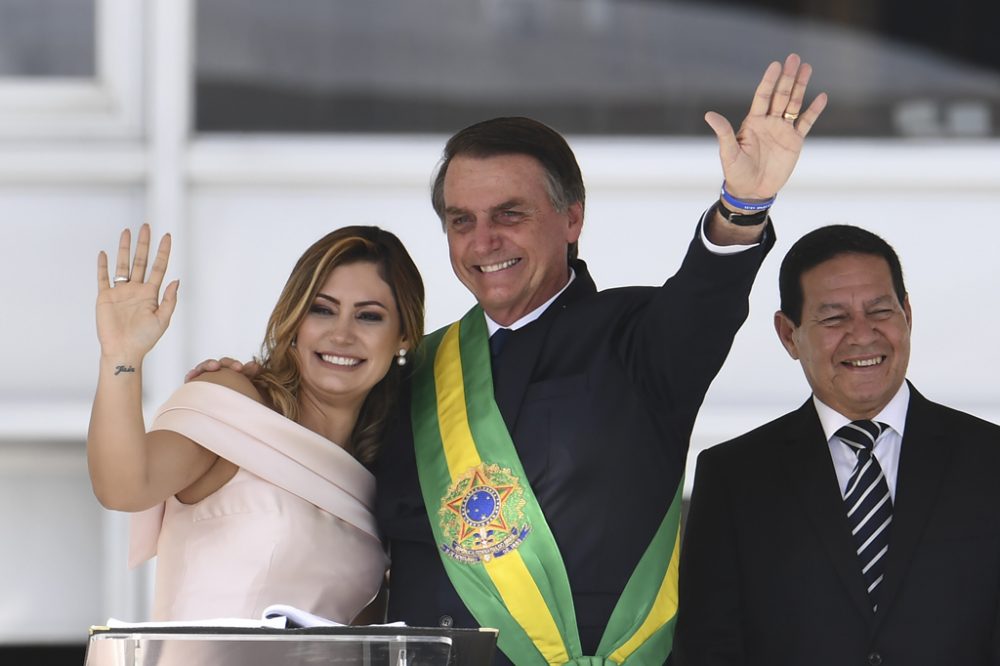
[87,224,424,622]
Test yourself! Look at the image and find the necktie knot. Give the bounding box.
[490,328,512,357]
[836,420,885,456]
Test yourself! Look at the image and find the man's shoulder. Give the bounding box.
[913,393,1000,439]
[699,407,807,464]
[583,284,657,312]
[566,258,653,304]
[908,395,1000,489]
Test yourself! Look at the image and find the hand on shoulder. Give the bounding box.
[190,366,265,404]
[185,355,260,382]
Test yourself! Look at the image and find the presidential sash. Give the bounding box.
[412,305,683,665]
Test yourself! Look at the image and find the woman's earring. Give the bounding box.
[396,348,407,366]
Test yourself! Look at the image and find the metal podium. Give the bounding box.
[85,625,499,666]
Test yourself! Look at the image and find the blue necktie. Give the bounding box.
[489,328,512,357]
[837,420,892,612]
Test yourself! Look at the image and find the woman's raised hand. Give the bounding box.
[96,224,179,361]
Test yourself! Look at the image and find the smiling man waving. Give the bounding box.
[375,53,827,665]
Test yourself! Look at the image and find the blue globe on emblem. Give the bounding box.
[464,487,499,524]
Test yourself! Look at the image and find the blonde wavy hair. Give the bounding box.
[252,226,424,466]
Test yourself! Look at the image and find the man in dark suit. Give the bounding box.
[674,225,1000,666]
[189,54,825,665]
[375,54,827,665]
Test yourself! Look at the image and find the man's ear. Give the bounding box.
[903,294,912,329]
[774,311,800,360]
[566,201,584,242]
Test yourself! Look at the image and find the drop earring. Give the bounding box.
[396,348,407,366]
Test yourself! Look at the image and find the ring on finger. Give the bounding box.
[782,111,800,121]
[113,275,130,284]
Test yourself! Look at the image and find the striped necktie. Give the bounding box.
[837,420,892,612]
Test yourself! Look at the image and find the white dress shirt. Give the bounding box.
[484,269,576,336]
[815,382,910,500]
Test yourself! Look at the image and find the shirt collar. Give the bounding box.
[814,381,910,443]
[484,268,576,337]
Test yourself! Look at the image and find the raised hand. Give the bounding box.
[96,224,179,361]
[705,53,828,200]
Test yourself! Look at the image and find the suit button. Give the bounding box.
[438,615,454,628]
[867,651,882,666]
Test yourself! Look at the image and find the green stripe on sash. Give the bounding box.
[600,483,683,663]
[412,305,683,665]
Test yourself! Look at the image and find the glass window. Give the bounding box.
[195,0,1000,136]
[0,0,96,78]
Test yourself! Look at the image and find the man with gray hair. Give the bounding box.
[377,54,825,665]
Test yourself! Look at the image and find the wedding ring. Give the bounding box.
[113,275,130,284]
[782,111,800,121]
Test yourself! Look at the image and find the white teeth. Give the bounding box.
[479,258,519,273]
[848,357,883,367]
[320,354,361,367]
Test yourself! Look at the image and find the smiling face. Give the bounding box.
[442,153,583,326]
[775,252,912,420]
[293,261,407,411]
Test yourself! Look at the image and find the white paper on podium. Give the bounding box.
[104,616,289,629]
[102,604,407,631]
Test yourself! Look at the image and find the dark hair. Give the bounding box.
[430,116,585,262]
[779,224,906,326]
[254,226,425,466]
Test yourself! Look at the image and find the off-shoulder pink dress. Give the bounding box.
[128,382,387,623]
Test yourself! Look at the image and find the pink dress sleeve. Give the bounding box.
[127,382,387,622]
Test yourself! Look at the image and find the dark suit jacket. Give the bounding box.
[674,384,1000,666]
[375,223,773,663]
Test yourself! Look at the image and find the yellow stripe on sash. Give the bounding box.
[434,324,481,477]
[608,526,681,664]
[434,323,571,665]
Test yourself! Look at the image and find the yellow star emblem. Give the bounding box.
[444,468,514,542]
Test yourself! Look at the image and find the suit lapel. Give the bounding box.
[781,400,875,621]
[491,261,596,433]
[873,384,954,628]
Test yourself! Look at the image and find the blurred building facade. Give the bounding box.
[0,0,996,652]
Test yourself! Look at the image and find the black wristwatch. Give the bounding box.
[715,199,769,227]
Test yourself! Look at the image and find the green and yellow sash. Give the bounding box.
[412,305,683,665]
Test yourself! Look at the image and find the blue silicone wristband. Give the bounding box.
[720,181,776,211]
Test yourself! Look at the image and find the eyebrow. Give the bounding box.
[494,198,526,210]
[315,293,388,309]
[814,295,895,313]
[443,198,527,216]
[865,295,895,307]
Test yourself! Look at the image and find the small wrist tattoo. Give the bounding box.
[114,364,136,376]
